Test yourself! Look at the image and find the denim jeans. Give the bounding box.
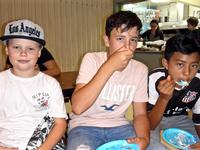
[148,115,199,150]
[66,124,136,150]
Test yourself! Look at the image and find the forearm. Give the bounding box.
[195,125,200,138]
[42,60,61,77]
[0,146,17,150]
[72,62,114,114]
[133,114,150,145]
[148,97,169,129]
[38,118,67,150]
[42,68,61,77]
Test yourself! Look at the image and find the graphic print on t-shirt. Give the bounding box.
[182,91,198,103]
[98,83,135,111]
[32,92,50,111]
[26,114,65,150]
[100,104,120,111]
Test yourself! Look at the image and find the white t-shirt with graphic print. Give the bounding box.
[69,52,148,131]
[0,69,67,149]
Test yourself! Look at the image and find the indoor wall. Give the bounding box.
[0,0,113,71]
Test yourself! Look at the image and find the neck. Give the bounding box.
[10,68,39,78]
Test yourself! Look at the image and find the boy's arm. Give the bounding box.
[41,60,61,77]
[148,96,170,129]
[72,50,133,115]
[0,147,18,150]
[189,125,200,149]
[195,125,200,138]
[71,63,114,115]
[148,75,175,129]
[38,118,67,150]
[127,102,150,150]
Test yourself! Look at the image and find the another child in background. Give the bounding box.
[148,34,200,149]
[141,19,164,41]
[66,11,150,150]
[187,16,199,32]
[186,16,200,42]
[0,19,67,150]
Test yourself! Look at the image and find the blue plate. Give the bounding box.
[96,140,139,150]
[161,128,197,149]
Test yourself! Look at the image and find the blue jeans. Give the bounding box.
[66,124,136,150]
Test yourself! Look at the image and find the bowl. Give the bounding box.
[96,140,140,150]
[161,128,197,150]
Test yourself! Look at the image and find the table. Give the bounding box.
[55,71,78,102]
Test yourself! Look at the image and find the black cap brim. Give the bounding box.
[0,35,46,46]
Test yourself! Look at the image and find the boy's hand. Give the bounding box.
[106,46,133,72]
[157,75,175,102]
[127,137,149,150]
[189,142,200,149]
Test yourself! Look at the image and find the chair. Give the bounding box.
[62,88,74,103]
[62,88,74,142]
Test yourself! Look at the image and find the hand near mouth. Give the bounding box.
[157,75,175,101]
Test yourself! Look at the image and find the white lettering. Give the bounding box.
[99,83,135,102]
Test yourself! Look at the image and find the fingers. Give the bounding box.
[189,142,200,149]
[157,75,176,100]
[116,45,127,52]
[127,137,140,143]
[116,45,132,52]
[167,75,171,81]
[159,75,175,89]
[106,46,134,72]
[127,137,148,150]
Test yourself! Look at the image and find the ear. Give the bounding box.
[5,47,9,56]
[162,58,169,70]
[38,50,41,58]
[103,35,110,47]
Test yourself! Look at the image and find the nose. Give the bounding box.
[182,66,190,80]
[19,49,28,56]
[124,40,130,49]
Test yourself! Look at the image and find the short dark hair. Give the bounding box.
[150,19,159,25]
[187,17,199,27]
[105,11,142,37]
[164,34,200,60]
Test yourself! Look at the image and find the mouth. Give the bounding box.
[175,80,189,90]
[18,60,30,64]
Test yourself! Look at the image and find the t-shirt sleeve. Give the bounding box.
[192,98,200,125]
[37,47,55,71]
[133,67,148,102]
[48,79,67,119]
[148,73,159,105]
[38,47,54,63]
[160,31,164,40]
[141,31,147,39]
[76,53,98,84]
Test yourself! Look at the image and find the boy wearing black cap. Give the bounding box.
[0,19,67,150]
